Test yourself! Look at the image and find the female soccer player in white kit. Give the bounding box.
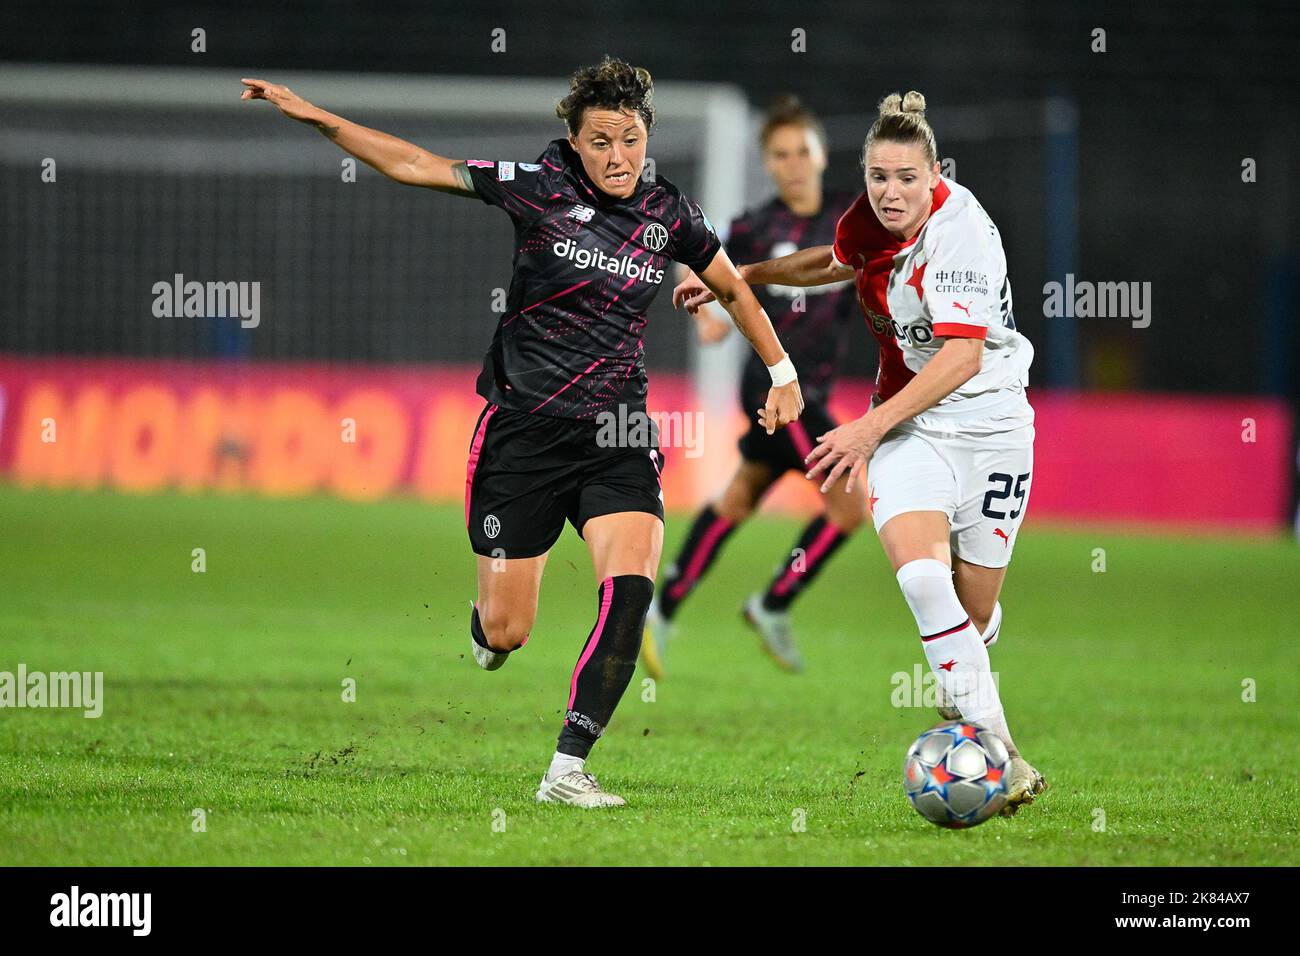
[675,91,1046,814]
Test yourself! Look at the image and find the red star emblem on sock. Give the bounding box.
[905,261,926,300]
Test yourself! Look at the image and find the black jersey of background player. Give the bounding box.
[726,191,858,408]
[465,139,721,421]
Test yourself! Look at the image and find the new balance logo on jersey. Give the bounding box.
[568,205,595,222]
[552,238,665,284]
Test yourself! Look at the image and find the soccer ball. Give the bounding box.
[903,720,1010,828]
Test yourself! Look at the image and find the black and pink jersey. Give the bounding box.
[724,191,858,408]
[465,139,721,420]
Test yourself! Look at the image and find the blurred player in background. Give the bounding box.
[643,96,862,677]
[675,91,1046,813]
[242,57,804,808]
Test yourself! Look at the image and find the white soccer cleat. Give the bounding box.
[535,770,626,808]
[742,593,804,673]
[640,597,673,680]
[471,637,509,671]
[1000,756,1047,816]
[469,601,509,671]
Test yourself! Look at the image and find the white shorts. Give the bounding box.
[867,390,1035,569]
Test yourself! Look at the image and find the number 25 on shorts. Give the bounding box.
[981,472,1030,520]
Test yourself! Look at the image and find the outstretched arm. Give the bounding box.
[739,244,854,288]
[673,244,853,313]
[240,78,476,196]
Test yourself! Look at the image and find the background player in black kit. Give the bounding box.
[643,97,864,677]
[241,57,804,807]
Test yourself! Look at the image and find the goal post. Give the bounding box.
[0,62,749,385]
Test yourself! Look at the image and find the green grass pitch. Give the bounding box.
[0,484,1296,866]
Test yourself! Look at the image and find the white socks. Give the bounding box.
[896,559,1016,753]
[546,752,585,782]
[983,601,1003,647]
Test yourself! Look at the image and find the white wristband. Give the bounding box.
[767,355,798,387]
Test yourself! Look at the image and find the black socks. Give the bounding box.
[556,574,654,759]
[658,506,736,619]
[761,515,850,612]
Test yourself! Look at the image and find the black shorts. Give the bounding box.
[737,397,839,474]
[464,402,665,559]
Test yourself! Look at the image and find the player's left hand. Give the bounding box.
[672,270,716,314]
[804,415,884,493]
[758,381,803,435]
[240,78,316,122]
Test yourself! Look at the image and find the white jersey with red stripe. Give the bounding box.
[831,177,1034,416]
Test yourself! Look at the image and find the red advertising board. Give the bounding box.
[0,355,1291,531]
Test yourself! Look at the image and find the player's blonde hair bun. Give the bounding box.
[878,91,927,117]
[865,90,937,166]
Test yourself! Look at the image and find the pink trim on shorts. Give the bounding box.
[787,419,815,463]
[465,404,499,528]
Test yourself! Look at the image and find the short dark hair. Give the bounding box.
[759,94,827,152]
[556,55,655,136]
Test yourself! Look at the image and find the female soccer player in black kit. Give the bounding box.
[242,57,803,807]
[643,97,862,677]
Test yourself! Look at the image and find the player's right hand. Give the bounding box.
[672,270,716,314]
[758,380,804,435]
[240,78,316,122]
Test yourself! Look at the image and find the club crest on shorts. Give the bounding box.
[642,222,669,252]
[483,514,501,539]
